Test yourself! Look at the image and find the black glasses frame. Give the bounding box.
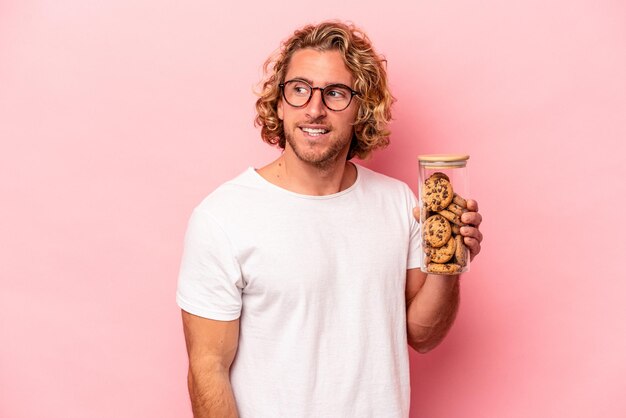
[279,79,359,111]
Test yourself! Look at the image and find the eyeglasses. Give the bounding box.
[279,79,359,112]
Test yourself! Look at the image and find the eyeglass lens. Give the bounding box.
[282,80,354,111]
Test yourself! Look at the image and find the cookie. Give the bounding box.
[420,169,470,275]
[426,262,462,275]
[452,193,467,209]
[455,234,467,267]
[429,172,450,181]
[446,202,466,217]
[438,209,464,226]
[423,214,452,248]
[423,176,454,212]
[430,236,456,263]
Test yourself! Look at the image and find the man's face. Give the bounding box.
[277,49,359,169]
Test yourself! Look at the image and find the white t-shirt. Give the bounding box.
[177,164,422,418]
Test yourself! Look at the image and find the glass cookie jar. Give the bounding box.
[417,154,470,275]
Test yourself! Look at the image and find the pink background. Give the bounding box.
[1,1,625,417]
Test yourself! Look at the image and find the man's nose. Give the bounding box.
[306,88,327,118]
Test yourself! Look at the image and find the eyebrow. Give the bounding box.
[290,76,314,84]
[288,76,351,87]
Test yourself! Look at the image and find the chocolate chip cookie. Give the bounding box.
[453,193,467,209]
[438,209,464,226]
[423,214,452,248]
[454,234,467,267]
[423,176,454,212]
[430,236,456,263]
[426,262,462,274]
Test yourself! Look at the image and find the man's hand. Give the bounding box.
[459,199,482,261]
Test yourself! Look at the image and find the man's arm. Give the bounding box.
[181,310,240,418]
[405,269,460,353]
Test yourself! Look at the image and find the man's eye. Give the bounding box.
[326,88,349,99]
[287,82,311,96]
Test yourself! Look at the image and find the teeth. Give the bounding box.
[302,127,328,135]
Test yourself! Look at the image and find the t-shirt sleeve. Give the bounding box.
[406,188,422,270]
[176,207,244,320]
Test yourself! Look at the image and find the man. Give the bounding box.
[177,21,483,418]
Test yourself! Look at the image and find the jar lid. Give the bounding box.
[418,153,469,168]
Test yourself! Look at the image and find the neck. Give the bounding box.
[257,151,357,196]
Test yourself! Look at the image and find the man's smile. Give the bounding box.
[299,125,330,138]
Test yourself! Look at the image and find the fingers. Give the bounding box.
[413,206,420,222]
[466,199,479,212]
[461,211,482,227]
[461,200,482,227]
[461,225,482,261]
[464,236,481,261]
[461,226,483,244]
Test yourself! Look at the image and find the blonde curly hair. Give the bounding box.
[254,21,395,160]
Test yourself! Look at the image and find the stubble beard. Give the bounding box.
[284,128,352,170]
